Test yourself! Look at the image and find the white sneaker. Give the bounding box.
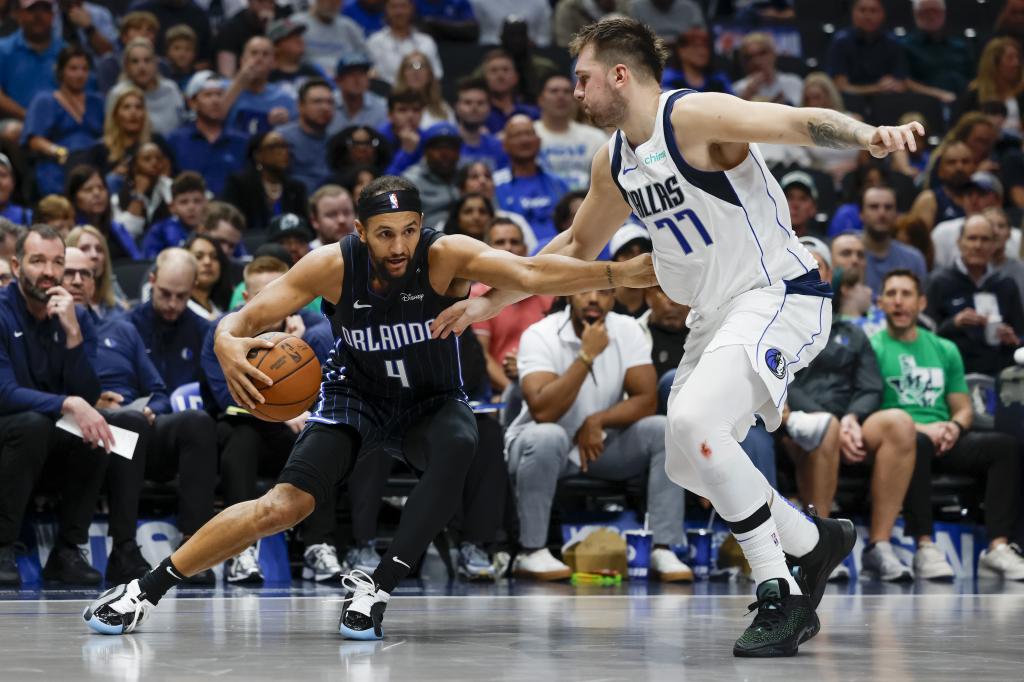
[913,542,955,581]
[827,562,850,582]
[83,579,155,635]
[225,545,264,584]
[303,543,344,583]
[861,541,913,582]
[512,548,572,581]
[650,548,694,582]
[979,543,1024,581]
[785,411,833,451]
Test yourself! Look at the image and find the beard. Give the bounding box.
[585,89,628,129]
[20,272,54,303]
[370,254,407,284]
[944,171,971,192]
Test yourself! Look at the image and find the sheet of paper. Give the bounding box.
[56,416,140,460]
[123,395,151,412]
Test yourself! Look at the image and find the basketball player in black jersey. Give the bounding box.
[84,176,656,640]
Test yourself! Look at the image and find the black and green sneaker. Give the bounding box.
[733,578,819,658]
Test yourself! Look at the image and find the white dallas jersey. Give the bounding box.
[609,90,816,313]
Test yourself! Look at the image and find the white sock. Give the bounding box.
[729,503,801,593]
[768,489,820,558]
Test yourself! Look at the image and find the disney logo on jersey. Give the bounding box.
[764,348,787,380]
[401,292,424,302]
[625,175,685,219]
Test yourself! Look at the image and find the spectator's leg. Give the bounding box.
[459,415,508,545]
[0,412,52,546]
[902,432,936,542]
[860,409,916,544]
[347,448,392,544]
[219,418,268,506]
[152,410,218,537]
[102,410,152,545]
[54,429,111,546]
[740,420,779,489]
[788,416,840,516]
[500,381,523,427]
[506,422,571,550]
[657,369,675,416]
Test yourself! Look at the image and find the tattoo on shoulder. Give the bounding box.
[807,116,862,150]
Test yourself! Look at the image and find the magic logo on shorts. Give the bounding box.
[764,348,787,380]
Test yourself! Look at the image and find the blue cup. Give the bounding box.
[625,530,652,580]
[687,529,711,580]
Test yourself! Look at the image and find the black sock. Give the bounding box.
[371,554,411,594]
[138,557,185,603]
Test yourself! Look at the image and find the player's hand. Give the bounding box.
[214,332,275,410]
[95,390,124,411]
[954,307,988,327]
[63,396,115,452]
[284,314,305,339]
[285,410,309,434]
[574,415,605,472]
[431,296,502,339]
[839,413,866,464]
[612,253,657,289]
[580,320,609,358]
[867,121,924,159]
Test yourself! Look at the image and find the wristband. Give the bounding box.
[950,419,966,434]
[577,350,593,367]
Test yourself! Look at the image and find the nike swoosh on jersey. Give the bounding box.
[353,301,372,309]
[623,164,639,175]
[13,331,22,337]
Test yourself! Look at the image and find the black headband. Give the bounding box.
[357,189,423,223]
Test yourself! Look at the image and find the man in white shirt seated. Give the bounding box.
[733,32,804,106]
[534,74,609,191]
[506,289,691,582]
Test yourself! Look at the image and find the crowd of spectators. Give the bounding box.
[0,0,1023,589]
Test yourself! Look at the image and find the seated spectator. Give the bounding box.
[267,18,329,100]
[23,45,103,196]
[534,74,607,191]
[224,36,297,136]
[34,194,73,237]
[608,224,652,318]
[872,269,1024,580]
[332,52,387,131]
[343,0,384,36]
[278,78,337,194]
[53,0,116,61]
[944,112,1002,179]
[94,11,159,93]
[497,17,560,103]
[111,38,186,136]
[66,163,140,260]
[266,212,314,264]
[958,37,1024,140]
[829,161,904,237]
[553,0,627,48]
[996,0,1024,45]
[308,184,356,247]
[0,0,63,120]
[329,123,394,177]
[784,241,917,583]
[415,0,477,42]
[481,49,539,134]
[473,0,550,47]
[395,51,453,129]
[197,200,246,259]
[471,216,552,394]
[199,255,343,584]
[832,242,885,335]
[861,186,928,297]
[162,24,199,92]
[401,122,461,227]
[454,78,507,170]
[0,154,30,224]
[890,111,932,181]
[366,0,442,85]
[214,0,275,78]
[734,33,802,106]
[141,171,207,258]
[62,245,218,584]
[661,27,732,94]
[66,224,130,314]
[0,219,23,263]
[926,214,1024,377]
[456,160,535,250]
[494,115,568,248]
[295,0,368,77]
[167,71,249,197]
[781,171,827,241]
[443,193,493,240]
[338,163,376,202]
[901,0,974,104]
[909,140,978,230]
[223,130,308,232]
[827,0,908,96]
[636,284,688,415]
[507,289,691,582]
[129,0,213,64]
[784,73,860,183]
[184,233,233,320]
[987,205,1024,303]
[0,225,109,587]
[628,0,703,41]
[112,142,173,237]
[0,257,11,287]
[931,171,1004,268]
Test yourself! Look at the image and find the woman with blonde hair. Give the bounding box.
[794,72,860,182]
[66,224,131,316]
[108,38,185,135]
[393,51,454,127]
[959,37,1024,138]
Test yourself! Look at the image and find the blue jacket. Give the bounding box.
[130,301,211,392]
[94,313,171,414]
[0,284,100,416]
[141,216,190,260]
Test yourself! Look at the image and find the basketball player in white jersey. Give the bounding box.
[433,17,924,657]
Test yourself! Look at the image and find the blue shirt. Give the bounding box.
[864,240,928,298]
[485,103,539,137]
[660,68,733,94]
[22,90,105,196]
[343,0,384,36]
[93,314,171,415]
[277,120,331,194]
[0,284,100,416]
[494,168,569,245]
[166,122,249,197]
[827,28,908,85]
[0,204,31,225]
[0,32,63,110]
[130,301,211,392]
[141,216,190,260]
[227,85,298,136]
[460,133,508,170]
[415,0,474,21]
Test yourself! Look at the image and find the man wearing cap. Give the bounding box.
[295,0,368,77]
[277,78,336,194]
[608,223,652,318]
[401,121,461,227]
[931,171,1006,269]
[167,71,249,196]
[214,0,276,78]
[781,171,828,241]
[0,0,64,120]
[266,212,315,264]
[333,52,387,130]
[267,18,330,99]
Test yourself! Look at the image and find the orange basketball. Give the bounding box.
[245,331,322,422]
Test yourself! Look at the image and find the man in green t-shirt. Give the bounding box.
[871,269,1024,580]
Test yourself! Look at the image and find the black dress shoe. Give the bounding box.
[43,544,102,585]
[0,544,20,586]
[183,568,216,585]
[105,540,152,585]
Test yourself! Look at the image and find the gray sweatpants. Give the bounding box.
[507,415,685,549]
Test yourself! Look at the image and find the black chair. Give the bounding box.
[112,258,153,303]
[868,92,949,136]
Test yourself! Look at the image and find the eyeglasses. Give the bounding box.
[405,59,425,71]
[347,137,380,148]
[62,268,94,282]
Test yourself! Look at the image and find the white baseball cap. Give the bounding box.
[608,223,651,259]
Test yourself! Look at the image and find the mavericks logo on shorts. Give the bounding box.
[764,348,787,380]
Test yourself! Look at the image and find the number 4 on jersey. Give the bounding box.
[654,208,712,254]
[385,359,410,388]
